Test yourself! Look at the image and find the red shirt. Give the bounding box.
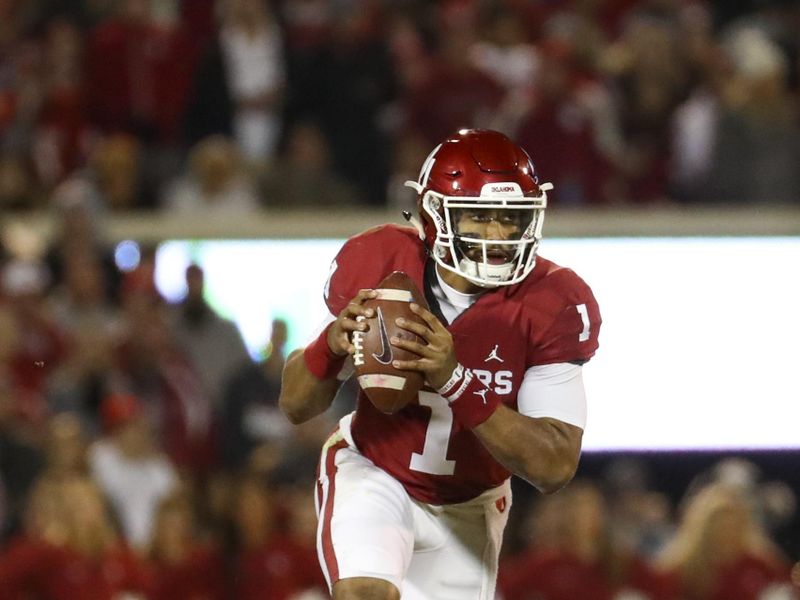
[146,545,226,600]
[234,535,325,600]
[710,555,793,600]
[499,548,675,600]
[0,536,147,600]
[662,554,794,600]
[324,224,601,504]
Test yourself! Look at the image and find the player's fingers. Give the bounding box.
[391,358,430,372]
[409,303,444,331]
[394,316,430,339]
[340,317,368,332]
[355,289,378,303]
[390,336,433,357]
[342,302,374,320]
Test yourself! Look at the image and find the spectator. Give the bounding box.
[515,39,626,206]
[30,18,92,191]
[231,474,325,600]
[0,476,70,597]
[668,2,726,202]
[600,8,692,203]
[276,483,328,597]
[261,318,287,384]
[46,254,119,421]
[499,479,674,600]
[0,477,6,540]
[43,176,119,298]
[88,133,148,210]
[405,25,502,146]
[84,0,194,144]
[113,271,216,473]
[1,259,67,423]
[279,0,334,119]
[161,135,260,214]
[89,393,178,551]
[184,0,285,163]
[0,371,45,541]
[48,246,117,335]
[40,181,120,422]
[657,481,796,600]
[602,457,675,559]
[170,263,250,411]
[0,156,35,210]
[0,475,148,600]
[470,6,540,134]
[703,28,800,204]
[42,412,89,477]
[219,318,291,470]
[316,2,396,205]
[146,490,226,600]
[260,120,360,207]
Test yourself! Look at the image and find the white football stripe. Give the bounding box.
[358,374,407,390]
[374,289,413,302]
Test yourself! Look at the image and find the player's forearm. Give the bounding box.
[473,405,582,494]
[279,349,341,424]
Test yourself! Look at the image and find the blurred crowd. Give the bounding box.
[1,0,800,598]
[1,0,800,212]
[0,191,335,596]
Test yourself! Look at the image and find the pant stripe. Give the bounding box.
[318,437,349,587]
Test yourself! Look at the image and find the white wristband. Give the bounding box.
[444,369,473,403]
[437,363,465,396]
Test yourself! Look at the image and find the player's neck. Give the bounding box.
[436,263,484,294]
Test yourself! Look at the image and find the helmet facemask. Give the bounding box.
[403,129,551,288]
[418,183,551,288]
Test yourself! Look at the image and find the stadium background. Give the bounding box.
[1,0,799,598]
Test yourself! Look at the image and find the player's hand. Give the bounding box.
[327,289,378,357]
[390,303,458,389]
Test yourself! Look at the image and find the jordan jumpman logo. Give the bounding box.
[485,344,504,363]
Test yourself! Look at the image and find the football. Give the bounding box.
[352,271,428,414]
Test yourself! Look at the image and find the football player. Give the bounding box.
[280,129,601,600]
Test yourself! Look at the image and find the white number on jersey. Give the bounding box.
[409,391,456,476]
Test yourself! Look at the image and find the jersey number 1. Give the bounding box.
[410,391,456,476]
[576,303,591,342]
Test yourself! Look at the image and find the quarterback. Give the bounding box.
[280,129,601,599]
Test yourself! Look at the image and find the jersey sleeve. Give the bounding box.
[528,269,602,366]
[322,235,378,316]
[322,225,426,316]
[516,363,587,428]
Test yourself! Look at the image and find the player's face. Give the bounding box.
[453,208,530,263]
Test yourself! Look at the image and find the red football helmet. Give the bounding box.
[405,129,552,287]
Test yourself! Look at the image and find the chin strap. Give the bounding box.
[458,256,512,287]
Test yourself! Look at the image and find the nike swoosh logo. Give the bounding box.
[371,307,394,365]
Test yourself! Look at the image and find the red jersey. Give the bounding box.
[324,225,601,504]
